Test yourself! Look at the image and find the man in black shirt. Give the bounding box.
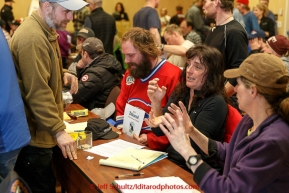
[0,0,14,32]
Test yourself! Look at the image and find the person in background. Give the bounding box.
[57,29,72,68]
[263,35,289,74]
[0,29,30,185]
[253,3,275,39]
[115,27,181,151]
[9,0,87,192]
[0,19,11,41]
[0,0,14,32]
[68,27,95,75]
[9,19,20,37]
[84,0,116,55]
[186,0,210,43]
[72,37,122,110]
[159,7,171,28]
[170,5,185,26]
[247,29,266,54]
[232,7,245,27]
[180,19,202,45]
[237,0,260,34]
[162,24,194,68]
[146,45,230,172]
[72,2,90,43]
[203,0,248,97]
[159,53,289,193]
[259,0,277,35]
[112,2,129,21]
[133,0,161,45]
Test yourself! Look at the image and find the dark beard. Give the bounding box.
[127,55,153,79]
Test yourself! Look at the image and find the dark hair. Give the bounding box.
[183,19,194,29]
[172,45,228,108]
[121,27,161,59]
[176,6,183,11]
[219,0,234,12]
[115,2,125,13]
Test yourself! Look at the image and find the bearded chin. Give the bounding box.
[127,56,153,79]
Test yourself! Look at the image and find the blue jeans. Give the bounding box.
[0,148,21,184]
[14,145,56,193]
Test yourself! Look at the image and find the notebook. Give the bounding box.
[99,148,167,171]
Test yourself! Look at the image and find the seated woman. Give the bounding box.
[160,53,289,192]
[146,45,231,171]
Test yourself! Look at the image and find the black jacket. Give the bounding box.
[260,16,275,40]
[72,53,122,110]
[0,4,14,32]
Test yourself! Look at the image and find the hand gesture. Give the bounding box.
[56,130,77,160]
[144,110,163,128]
[147,78,167,104]
[133,133,148,145]
[168,101,194,133]
[63,72,78,94]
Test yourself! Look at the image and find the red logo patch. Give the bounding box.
[81,75,89,82]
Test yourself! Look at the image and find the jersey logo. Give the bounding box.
[81,74,89,82]
[126,76,135,85]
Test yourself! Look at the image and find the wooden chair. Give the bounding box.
[105,86,121,120]
[224,104,242,143]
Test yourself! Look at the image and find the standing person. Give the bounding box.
[0,0,14,32]
[112,2,129,21]
[170,5,185,26]
[9,0,87,192]
[133,0,161,45]
[259,0,277,35]
[0,30,30,184]
[203,0,248,97]
[159,53,289,193]
[84,0,116,55]
[115,27,181,151]
[237,0,260,34]
[186,0,210,43]
[253,3,275,40]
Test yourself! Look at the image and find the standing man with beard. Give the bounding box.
[115,27,181,151]
[133,0,161,45]
[203,0,248,97]
[9,0,87,192]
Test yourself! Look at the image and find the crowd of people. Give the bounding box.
[1,0,289,192]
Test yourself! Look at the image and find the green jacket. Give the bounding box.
[9,11,67,148]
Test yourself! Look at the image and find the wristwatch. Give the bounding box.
[186,154,202,167]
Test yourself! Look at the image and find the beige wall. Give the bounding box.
[4,0,288,36]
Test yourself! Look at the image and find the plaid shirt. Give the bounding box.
[73,6,90,31]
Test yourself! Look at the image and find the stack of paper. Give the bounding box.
[99,148,167,171]
[113,176,201,193]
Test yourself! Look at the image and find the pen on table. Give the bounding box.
[131,155,145,164]
[115,173,144,178]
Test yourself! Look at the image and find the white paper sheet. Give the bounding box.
[85,139,145,157]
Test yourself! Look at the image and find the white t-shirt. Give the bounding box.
[168,40,194,67]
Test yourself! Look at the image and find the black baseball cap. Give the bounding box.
[85,118,119,140]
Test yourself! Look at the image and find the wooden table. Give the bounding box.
[54,104,198,193]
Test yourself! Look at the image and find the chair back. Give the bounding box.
[224,104,242,143]
[105,86,121,119]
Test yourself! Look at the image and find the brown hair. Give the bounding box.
[219,0,234,12]
[241,76,289,122]
[121,27,161,58]
[255,3,269,17]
